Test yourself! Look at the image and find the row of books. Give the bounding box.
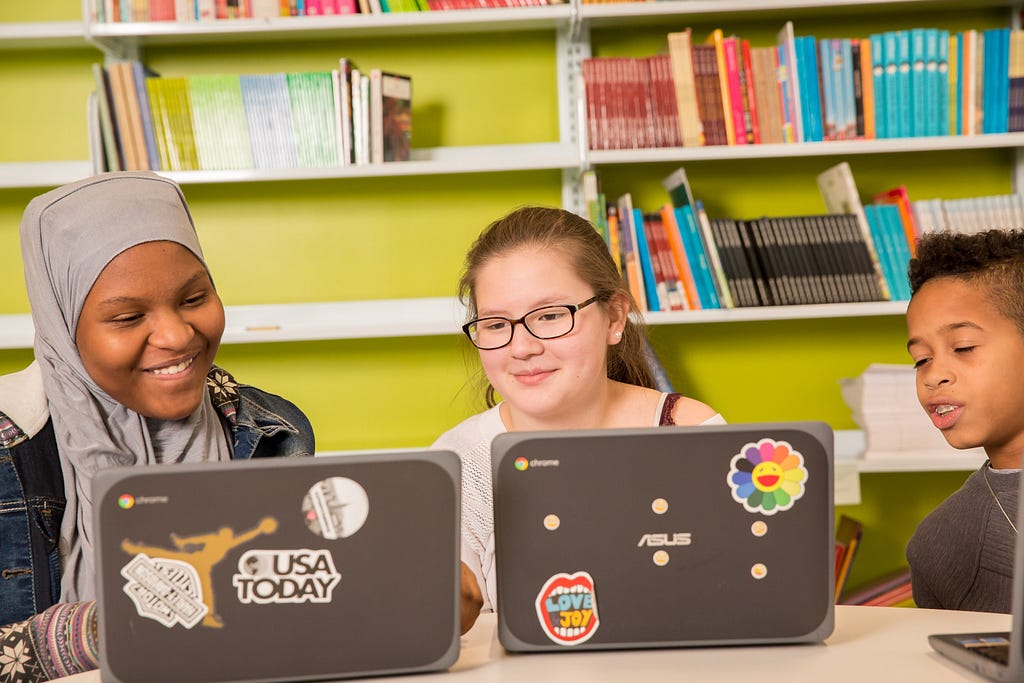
[819,161,1024,301]
[586,161,1024,311]
[582,22,1024,151]
[93,0,562,21]
[90,59,412,173]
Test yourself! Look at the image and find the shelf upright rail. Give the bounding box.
[559,0,591,216]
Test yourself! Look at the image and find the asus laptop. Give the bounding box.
[93,450,461,683]
[491,422,835,651]
[928,467,1024,681]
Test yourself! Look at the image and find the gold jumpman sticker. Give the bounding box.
[122,517,278,628]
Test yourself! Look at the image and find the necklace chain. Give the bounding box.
[983,460,1019,535]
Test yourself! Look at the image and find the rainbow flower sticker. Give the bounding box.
[728,439,808,515]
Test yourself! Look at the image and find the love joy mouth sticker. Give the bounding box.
[535,571,600,646]
[727,438,808,515]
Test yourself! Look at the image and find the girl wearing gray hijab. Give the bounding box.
[0,172,314,681]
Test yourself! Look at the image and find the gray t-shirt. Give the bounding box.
[906,464,1019,613]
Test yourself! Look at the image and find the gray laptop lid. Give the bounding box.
[492,422,835,651]
[928,461,1024,681]
[93,451,460,683]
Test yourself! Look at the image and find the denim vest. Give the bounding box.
[0,365,314,627]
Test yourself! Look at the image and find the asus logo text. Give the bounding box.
[637,532,692,547]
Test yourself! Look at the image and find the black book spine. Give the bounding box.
[741,220,770,305]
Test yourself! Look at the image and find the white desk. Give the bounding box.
[60,605,1011,682]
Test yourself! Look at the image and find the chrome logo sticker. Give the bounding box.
[728,438,808,515]
[535,571,599,646]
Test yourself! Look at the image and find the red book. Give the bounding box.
[722,36,748,145]
[148,0,177,20]
[740,39,761,144]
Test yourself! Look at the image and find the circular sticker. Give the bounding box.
[751,563,767,580]
[751,521,768,537]
[544,514,561,531]
[302,477,369,539]
[651,498,668,514]
[653,550,669,567]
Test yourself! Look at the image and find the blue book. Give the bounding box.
[909,28,927,137]
[632,207,661,312]
[955,32,964,135]
[820,39,838,140]
[864,205,901,301]
[998,27,1011,134]
[675,205,720,309]
[883,32,900,139]
[870,34,887,138]
[798,36,824,142]
[879,203,913,299]
[130,61,161,171]
[937,30,951,137]
[840,38,856,138]
[983,29,996,134]
[896,30,912,138]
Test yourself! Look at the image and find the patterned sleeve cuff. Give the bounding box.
[0,601,100,682]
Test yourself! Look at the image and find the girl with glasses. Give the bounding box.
[434,205,725,630]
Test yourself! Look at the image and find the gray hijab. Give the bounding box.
[20,171,231,602]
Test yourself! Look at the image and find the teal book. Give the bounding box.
[632,207,661,312]
[675,205,720,309]
[909,28,927,137]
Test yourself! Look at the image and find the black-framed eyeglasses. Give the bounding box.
[462,295,601,350]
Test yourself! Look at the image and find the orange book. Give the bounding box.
[660,204,700,309]
[607,206,623,278]
[704,29,736,145]
[860,36,876,139]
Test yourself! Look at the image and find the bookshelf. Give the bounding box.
[1,0,1012,591]
[2,1,1017,341]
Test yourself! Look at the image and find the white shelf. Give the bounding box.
[0,300,464,350]
[0,298,915,349]
[85,6,571,48]
[0,21,86,49]
[158,143,578,185]
[0,161,95,189]
[579,0,1015,26]
[587,133,1024,166]
[645,300,907,324]
[833,430,987,473]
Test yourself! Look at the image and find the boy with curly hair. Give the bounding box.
[905,229,1024,612]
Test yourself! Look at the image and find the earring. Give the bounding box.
[614,331,622,338]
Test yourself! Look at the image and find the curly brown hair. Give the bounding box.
[909,229,1024,334]
[459,205,655,407]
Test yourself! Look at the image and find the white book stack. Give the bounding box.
[840,363,986,460]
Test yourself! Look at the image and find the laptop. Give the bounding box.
[92,450,461,683]
[491,421,835,651]
[928,468,1024,681]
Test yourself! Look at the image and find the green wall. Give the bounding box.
[0,0,1005,595]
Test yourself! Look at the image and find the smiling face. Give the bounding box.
[906,277,1024,468]
[473,246,625,429]
[74,241,225,420]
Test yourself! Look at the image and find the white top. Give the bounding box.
[432,395,726,611]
